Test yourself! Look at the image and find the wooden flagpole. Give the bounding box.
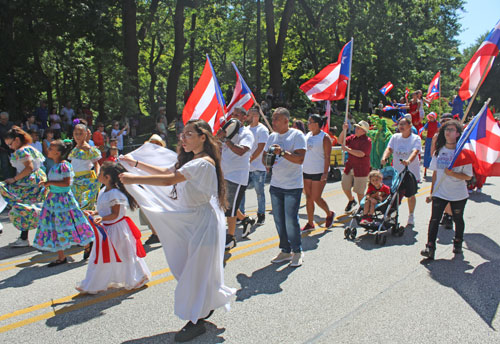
[460,54,495,125]
[250,93,273,132]
[438,70,442,114]
[342,37,354,149]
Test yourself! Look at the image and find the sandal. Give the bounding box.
[83,242,93,261]
[48,258,67,267]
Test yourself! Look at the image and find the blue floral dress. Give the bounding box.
[0,146,48,232]
[33,162,94,252]
[68,146,101,210]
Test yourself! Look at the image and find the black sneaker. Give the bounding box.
[344,199,357,213]
[144,234,160,245]
[256,213,265,225]
[225,234,236,251]
[241,217,256,238]
[420,245,435,260]
[174,321,206,343]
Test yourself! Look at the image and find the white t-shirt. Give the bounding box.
[61,107,74,125]
[221,126,254,185]
[265,128,307,189]
[388,133,422,181]
[429,147,472,201]
[249,123,269,172]
[111,128,127,150]
[303,131,327,174]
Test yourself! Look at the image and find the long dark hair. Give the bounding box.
[50,139,74,160]
[176,119,227,209]
[101,161,139,210]
[434,120,463,157]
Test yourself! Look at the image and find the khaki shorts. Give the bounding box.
[341,170,368,195]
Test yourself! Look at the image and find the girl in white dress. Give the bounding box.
[76,162,150,293]
[119,119,235,343]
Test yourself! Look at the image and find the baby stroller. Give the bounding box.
[344,166,417,245]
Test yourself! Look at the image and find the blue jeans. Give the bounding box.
[239,170,267,214]
[270,186,302,253]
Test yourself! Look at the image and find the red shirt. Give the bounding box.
[93,131,104,147]
[344,134,372,177]
[366,183,391,200]
[426,121,439,139]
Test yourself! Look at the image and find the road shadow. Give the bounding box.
[122,321,225,344]
[467,192,500,206]
[422,233,500,329]
[235,262,296,302]
[0,244,38,260]
[0,258,86,290]
[353,224,418,250]
[302,229,330,252]
[46,287,148,331]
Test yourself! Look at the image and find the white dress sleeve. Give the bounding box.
[107,189,129,207]
[178,159,217,196]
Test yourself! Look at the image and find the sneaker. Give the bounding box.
[174,321,206,343]
[325,211,335,227]
[420,244,435,260]
[443,214,453,230]
[271,251,293,263]
[145,233,160,245]
[344,199,357,213]
[290,252,304,267]
[360,216,373,225]
[407,213,415,226]
[241,216,256,238]
[256,213,265,225]
[476,188,482,193]
[301,222,315,233]
[225,234,236,251]
[453,239,463,254]
[10,238,29,248]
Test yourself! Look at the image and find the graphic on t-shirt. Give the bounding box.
[436,150,453,170]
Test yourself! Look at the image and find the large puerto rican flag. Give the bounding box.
[225,62,255,117]
[299,40,352,101]
[183,55,226,132]
[449,103,500,176]
[459,19,500,101]
[379,81,393,96]
[426,71,440,102]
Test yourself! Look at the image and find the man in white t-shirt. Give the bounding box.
[381,116,422,226]
[217,108,255,250]
[111,120,129,153]
[60,101,75,132]
[239,107,270,225]
[263,107,306,267]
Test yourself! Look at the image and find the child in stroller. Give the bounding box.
[360,170,391,225]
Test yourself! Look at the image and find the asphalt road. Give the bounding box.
[0,172,499,343]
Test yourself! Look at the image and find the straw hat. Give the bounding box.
[354,120,370,133]
[145,134,166,147]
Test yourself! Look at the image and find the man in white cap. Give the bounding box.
[338,120,372,213]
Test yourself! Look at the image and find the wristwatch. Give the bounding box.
[279,150,285,157]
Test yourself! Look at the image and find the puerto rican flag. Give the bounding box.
[300,40,352,101]
[459,19,500,101]
[426,71,440,102]
[405,87,410,101]
[183,55,226,132]
[225,62,255,118]
[449,104,500,176]
[379,82,393,96]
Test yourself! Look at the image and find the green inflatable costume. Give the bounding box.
[367,115,393,170]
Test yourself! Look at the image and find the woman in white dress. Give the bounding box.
[77,162,151,293]
[119,119,235,342]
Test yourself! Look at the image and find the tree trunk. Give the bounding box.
[122,0,140,115]
[148,34,164,117]
[264,0,295,97]
[189,13,196,91]
[255,0,262,101]
[96,57,105,122]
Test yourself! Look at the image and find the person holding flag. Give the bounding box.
[421,120,473,260]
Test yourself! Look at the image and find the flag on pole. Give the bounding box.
[459,19,500,101]
[226,62,255,117]
[182,55,226,132]
[405,87,410,101]
[322,101,331,134]
[449,104,500,176]
[299,40,352,101]
[426,71,440,102]
[379,82,393,96]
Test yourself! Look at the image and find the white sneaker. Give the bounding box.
[271,251,293,263]
[10,238,29,247]
[290,252,304,267]
[407,214,415,226]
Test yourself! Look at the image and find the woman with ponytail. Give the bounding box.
[1,126,47,247]
[301,114,335,232]
[33,139,94,266]
[119,119,235,342]
[76,161,150,293]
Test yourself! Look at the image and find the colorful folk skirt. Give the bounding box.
[71,170,101,210]
[0,169,47,206]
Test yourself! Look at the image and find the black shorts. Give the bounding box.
[303,172,323,181]
[224,180,247,217]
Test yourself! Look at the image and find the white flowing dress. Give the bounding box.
[123,143,235,323]
[76,188,151,294]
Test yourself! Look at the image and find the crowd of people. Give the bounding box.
[0,97,488,341]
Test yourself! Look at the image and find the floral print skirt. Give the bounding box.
[33,190,94,252]
[71,170,100,211]
[0,169,47,206]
